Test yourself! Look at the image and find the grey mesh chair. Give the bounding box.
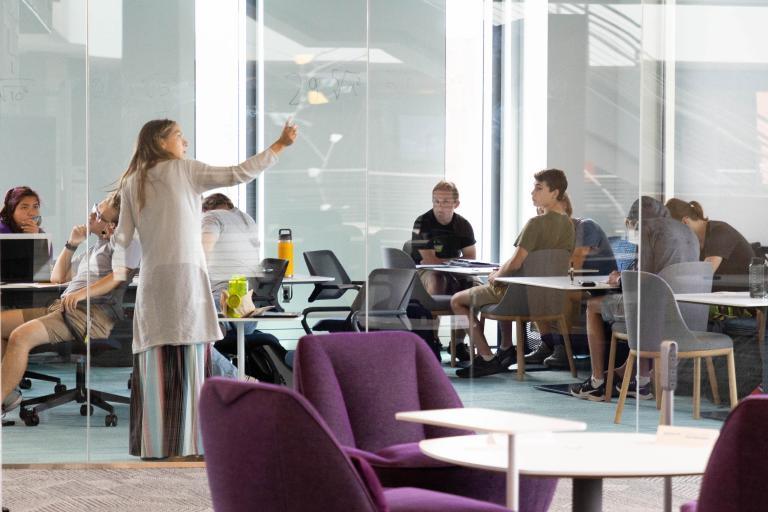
[382,248,463,364]
[301,268,416,333]
[614,271,737,424]
[605,261,715,403]
[478,249,576,380]
[303,250,364,303]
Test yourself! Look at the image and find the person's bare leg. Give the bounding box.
[1,310,27,359]
[2,320,51,401]
[586,296,607,380]
[451,289,492,357]
[499,321,513,350]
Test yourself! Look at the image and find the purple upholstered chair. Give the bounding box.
[200,378,510,512]
[293,331,558,510]
[681,394,768,512]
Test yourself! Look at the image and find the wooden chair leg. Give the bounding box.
[515,320,525,381]
[693,357,701,420]
[705,356,721,405]
[558,316,577,378]
[605,333,618,403]
[659,391,667,425]
[726,349,738,408]
[614,353,635,424]
[654,358,661,410]
[449,318,457,368]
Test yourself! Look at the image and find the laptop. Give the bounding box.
[0,233,52,283]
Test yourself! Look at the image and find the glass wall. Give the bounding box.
[0,0,755,486]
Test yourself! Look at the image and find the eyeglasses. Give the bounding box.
[91,203,115,224]
[432,199,456,207]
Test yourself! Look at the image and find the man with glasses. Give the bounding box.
[0,192,141,415]
[411,181,477,360]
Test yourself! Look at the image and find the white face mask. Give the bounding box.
[626,228,640,245]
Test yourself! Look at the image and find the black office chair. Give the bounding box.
[18,280,133,427]
[301,268,416,334]
[303,250,364,303]
[249,258,289,312]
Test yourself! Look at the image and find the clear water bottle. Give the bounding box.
[749,257,766,298]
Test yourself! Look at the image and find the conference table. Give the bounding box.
[396,407,587,512]
[494,275,617,291]
[415,426,717,512]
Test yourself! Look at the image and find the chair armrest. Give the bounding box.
[301,306,353,334]
[350,309,408,332]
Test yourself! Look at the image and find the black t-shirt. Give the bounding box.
[411,210,476,262]
[703,220,755,278]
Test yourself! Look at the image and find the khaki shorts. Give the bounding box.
[21,299,116,343]
[467,283,507,309]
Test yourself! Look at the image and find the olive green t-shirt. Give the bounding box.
[514,211,575,252]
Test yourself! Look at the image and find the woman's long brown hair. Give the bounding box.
[116,119,177,211]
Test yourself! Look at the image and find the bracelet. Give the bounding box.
[64,241,79,251]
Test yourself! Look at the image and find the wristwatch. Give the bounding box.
[64,241,79,251]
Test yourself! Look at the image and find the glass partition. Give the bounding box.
[1,0,750,489]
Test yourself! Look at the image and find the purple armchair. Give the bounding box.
[200,378,510,512]
[681,394,768,512]
[294,331,558,510]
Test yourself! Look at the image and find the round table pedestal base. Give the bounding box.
[573,478,602,512]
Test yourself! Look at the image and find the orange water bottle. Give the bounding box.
[277,228,294,277]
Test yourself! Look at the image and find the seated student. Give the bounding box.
[451,169,575,378]
[666,198,754,291]
[526,193,618,368]
[411,180,478,359]
[0,192,141,414]
[0,186,44,234]
[201,193,288,380]
[569,196,699,401]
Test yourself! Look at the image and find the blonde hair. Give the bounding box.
[116,119,177,211]
[432,180,459,202]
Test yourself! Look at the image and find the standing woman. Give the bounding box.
[0,186,43,233]
[113,119,297,459]
[666,198,754,290]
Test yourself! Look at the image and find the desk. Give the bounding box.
[417,265,498,277]
[675,292,768,390]
[495,275,617,291]
[396,407,586,511]
[279,275,334,303]
[418,427,717,512]
[218,313,298,380]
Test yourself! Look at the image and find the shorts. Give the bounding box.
[600,293,625,324]
[417,270,480,295]
[466,283,507,310]
[20,299,116,343]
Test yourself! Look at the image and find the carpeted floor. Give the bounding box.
[1,468,701,511]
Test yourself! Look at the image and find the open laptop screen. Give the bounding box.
[0,234,52,283]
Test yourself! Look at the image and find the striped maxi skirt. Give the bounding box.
[129,343,212,459]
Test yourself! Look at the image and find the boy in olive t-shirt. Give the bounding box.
[451,169,575,378]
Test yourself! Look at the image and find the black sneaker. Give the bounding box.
[456,356,504,378]
[616,378,653,400]
[569,377,606,401]
[524,343,552,364]
[454,342,471,362]
[496,346,516,368]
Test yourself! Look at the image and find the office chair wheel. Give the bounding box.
[20,408,39,427]
[19,379,31,390]
[105,414,118,427]
[54,384,66,393]
[80,404,94,416]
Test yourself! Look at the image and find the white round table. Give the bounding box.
[419,432,714,512]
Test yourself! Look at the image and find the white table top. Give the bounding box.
[217,312,299,322]
[396,407,586,435]
[674,291,768,308]
[495,275,617,291]
[282,274,335,284]
[0,282,65,289]
[419,428,717,478]
[417,265,498,276]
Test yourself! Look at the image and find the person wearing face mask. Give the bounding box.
[0,186,43,234]
[666,198,754,291]
[0,192,141,416]
[570,196,699,401]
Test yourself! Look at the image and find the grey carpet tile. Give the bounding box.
[2,468,702,512]
[2,469,212,512]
